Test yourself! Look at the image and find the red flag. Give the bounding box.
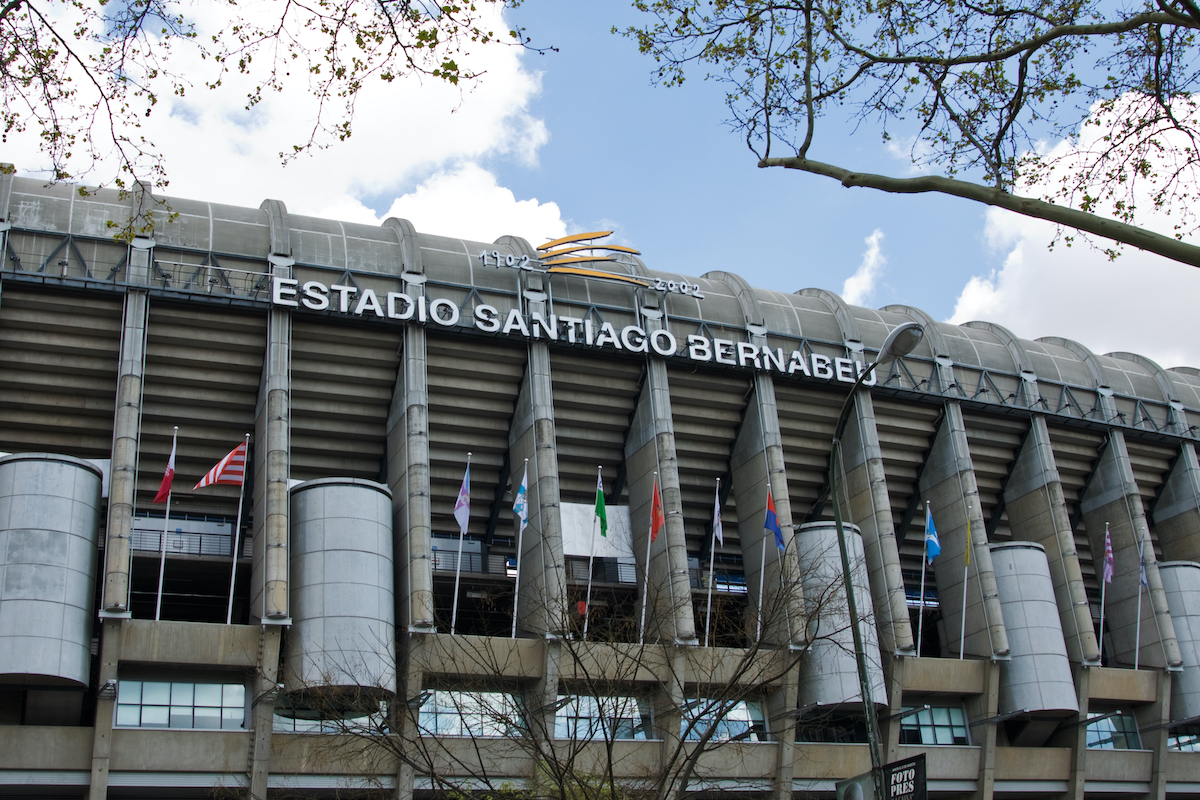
[194,441,247,490]
[650,479,665,542]
[577,600,588,616]
[152,435,177,504]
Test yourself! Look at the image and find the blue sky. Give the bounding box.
[488,1,997,322]
[7,1,1199,367]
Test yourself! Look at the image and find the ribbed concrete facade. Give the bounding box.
[1,170,1200,798]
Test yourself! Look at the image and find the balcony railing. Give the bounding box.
[131,527,253,559]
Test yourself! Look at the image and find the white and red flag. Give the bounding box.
[194,441,248,490]
[1102,526,1115,584]
[152,433,177,503]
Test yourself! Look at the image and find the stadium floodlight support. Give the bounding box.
[827,322,925,800]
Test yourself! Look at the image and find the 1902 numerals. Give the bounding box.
[479,250,533,269]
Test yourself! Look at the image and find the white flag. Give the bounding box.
[712,482,723,546]
[454,464,471,536]
[512,463,529,535]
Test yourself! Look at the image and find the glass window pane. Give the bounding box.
[117,681,141,704]
[116,705,141,727]
[141,705,169,727]
[171,683,194,705]
[194,684,222,707]
[223,685,245,707]
[141,682,171,705]
[223,707,245,729]
[193,708,221,729]
[169,707,193,729]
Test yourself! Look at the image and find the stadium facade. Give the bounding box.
[2,168,1200,799]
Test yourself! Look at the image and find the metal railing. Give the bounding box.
[687,568,749,594]
[431,551,515,576]
[131,528,252,558]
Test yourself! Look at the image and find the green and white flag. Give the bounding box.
[594,472,608,537]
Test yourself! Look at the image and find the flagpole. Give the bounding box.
[511,458,529,639]
[757,485,769,642]
[585,466,602,640]
[223,433,251,625]
[960,518,970,660]
[155,426,178,622]
[918,504,929,658]
[638,471,656,646]
[1099,522,1109,660]
[450,452,471,636]
[704,478,720,649]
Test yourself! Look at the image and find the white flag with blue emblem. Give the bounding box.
[924,506,941,564]
[512,463,529,536]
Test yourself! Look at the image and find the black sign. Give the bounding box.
[884,753,926,800]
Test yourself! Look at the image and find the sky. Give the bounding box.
[8,1,1200,369]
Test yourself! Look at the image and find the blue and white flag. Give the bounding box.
[924,505,941,564]
[512,462,529,536]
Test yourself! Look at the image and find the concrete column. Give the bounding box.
[767,665,801,800]
[1003,416,1100,664]
[729,373,805,648]
[1135,670,1172,800]
[101,290,148,615]
[917,402,1010,659]
[252,200,293,623]
[1152,442,1200,563]
[1064,665,1090,800]
[968,660,1001,800]
[508,269,567,637]
[838,385,915,656]
[624,358,697,645]
[85,620,123,800]
[1080,431,1182,670]
[248,626,283,800]
[384,218,434,633]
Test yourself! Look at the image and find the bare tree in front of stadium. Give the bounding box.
[0,1,539,198]
[283,552,875,800]
[620,0,1200,267]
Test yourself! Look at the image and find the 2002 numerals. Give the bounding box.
[653,278,705,299]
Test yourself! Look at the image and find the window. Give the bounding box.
[555,695,653,741]
[418,690,522,738]
[1086,712,1141,750]
[1170,724,1200,751]
[115,680,245,730]
[681,698,766,742]
[899,705,969,746]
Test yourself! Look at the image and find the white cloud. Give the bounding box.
[380,164,567,244]
[950,207,1200,369]
[4,3,564,240]
[842,229,887,306]
[949,100,1200,370]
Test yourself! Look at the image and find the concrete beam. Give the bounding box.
[1003,415,1100,664]
[918,402,1010,660]
[1080,431,1182,670]
[101,291,148,614]
[508,268,567,637]
[384,218,435,633]
[1152,443,1200,563]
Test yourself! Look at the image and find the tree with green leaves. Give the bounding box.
[622,0,1200,266]
[0,0,532,192]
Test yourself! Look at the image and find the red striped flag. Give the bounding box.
[193,441,247,490]
[152,435,177,504]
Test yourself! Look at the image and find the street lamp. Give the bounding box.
[827,322,924,800]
